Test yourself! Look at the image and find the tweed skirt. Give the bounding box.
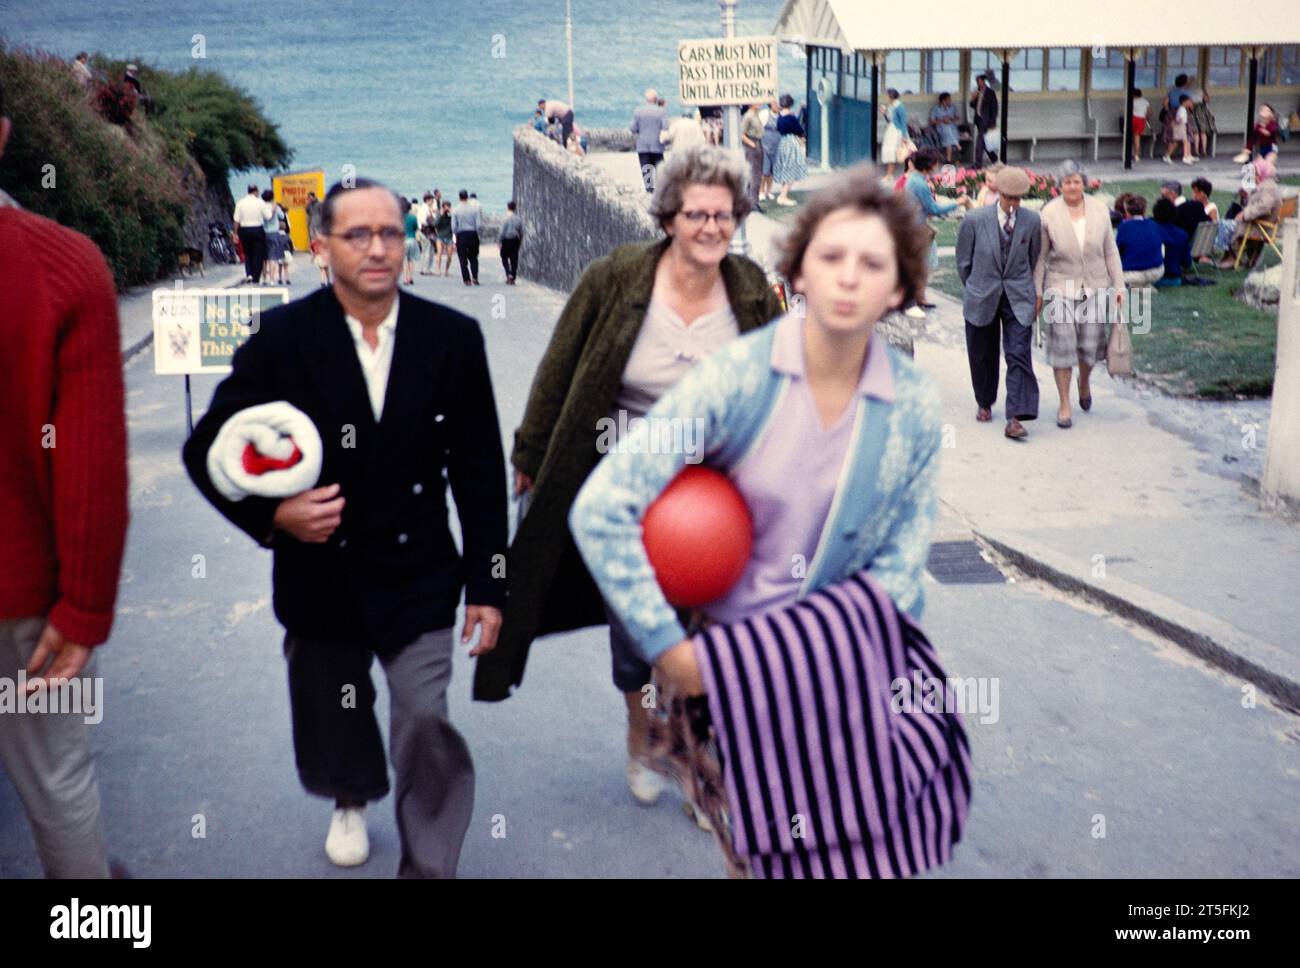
[1043,288,1110,368]
[773,134,807,184]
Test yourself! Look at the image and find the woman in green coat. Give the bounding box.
[473,144,783,811]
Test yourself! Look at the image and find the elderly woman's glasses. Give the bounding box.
[331,227,406,251]
[679,210,736,227]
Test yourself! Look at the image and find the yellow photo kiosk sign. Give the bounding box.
[273,169,326,252]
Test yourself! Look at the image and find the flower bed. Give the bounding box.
[928,165,1103,202]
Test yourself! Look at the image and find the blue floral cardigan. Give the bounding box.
[570,316,943,664]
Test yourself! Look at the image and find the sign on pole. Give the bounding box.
[153,287,289,375]
[273,170,326,252]
[677,35,778,106]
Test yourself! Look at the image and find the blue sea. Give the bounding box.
[2,0,804,214]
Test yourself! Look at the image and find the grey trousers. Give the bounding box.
[965,294,1039,421]
[283,627,474,878]
[0,617,109,878]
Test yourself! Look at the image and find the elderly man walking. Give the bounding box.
[182,177,507,877]
[631,88,669,192]
[0,83,129,877]
[956,166,1041,440]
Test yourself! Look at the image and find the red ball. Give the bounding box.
[642,466,753,608]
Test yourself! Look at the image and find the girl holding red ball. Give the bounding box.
[571,166,972,877]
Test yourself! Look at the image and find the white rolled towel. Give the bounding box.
[206,401,323,502]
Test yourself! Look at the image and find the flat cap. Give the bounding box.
[996,167,1030,197]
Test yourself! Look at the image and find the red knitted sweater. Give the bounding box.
[0,205,128,646]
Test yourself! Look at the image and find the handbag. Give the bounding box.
[1106,318,1133,377]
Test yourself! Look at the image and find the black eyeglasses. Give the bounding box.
[330,227,405,251]
[679,210,736,226]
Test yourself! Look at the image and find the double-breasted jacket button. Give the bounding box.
[412,483,424,495]
[397,533,409,544]
[339,538,348,548]
[434,413,445,423]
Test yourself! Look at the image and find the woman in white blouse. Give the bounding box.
[1033,161,1125,428]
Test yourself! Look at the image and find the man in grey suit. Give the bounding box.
[630,88,669,192]
[956,166,1041,440]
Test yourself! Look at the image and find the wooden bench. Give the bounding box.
[1009,107,1098,163]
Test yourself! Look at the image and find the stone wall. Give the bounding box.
[583,127,635,152]
[181,165,234,251]
[513,125,659,292]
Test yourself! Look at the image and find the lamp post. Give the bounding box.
[719,0,750,256]
[566,0,575,110]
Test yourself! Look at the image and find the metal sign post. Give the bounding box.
[153,286,290,437]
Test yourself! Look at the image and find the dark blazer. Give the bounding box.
[181,287,507,656]
[955,203,1041,327]
[970,85,998,129]
[473,238,783,701]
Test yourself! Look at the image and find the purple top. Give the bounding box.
[706,312,895,625]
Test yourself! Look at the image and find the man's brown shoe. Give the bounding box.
[976,407,992,422]
[1005,419,1028,440]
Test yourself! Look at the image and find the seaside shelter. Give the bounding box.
[772,0,1300,169]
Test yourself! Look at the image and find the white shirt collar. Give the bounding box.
[343,296,399,345]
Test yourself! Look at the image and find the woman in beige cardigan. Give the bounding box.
[1033,161,1126,428]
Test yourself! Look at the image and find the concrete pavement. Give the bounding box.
[913,280,1300,711]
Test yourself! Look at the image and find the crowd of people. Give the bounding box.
[628,90,808,208]
[303,186,524,288]
[231,184,293,286]
[1111,157,1284,278]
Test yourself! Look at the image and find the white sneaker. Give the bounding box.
[626,758,664,805]
[776,196,797,206]
[325,807,369,867]
[1183,156,1198,165]
[1162,155,1173,164]
[904,305,927,319]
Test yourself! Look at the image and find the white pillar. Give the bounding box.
[1263,218,1300,511]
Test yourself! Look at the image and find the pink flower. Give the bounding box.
[1050,187,1060,197]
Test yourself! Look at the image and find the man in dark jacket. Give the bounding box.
[630,88,669,192]
[970,72,999,167]
[956,166,1041,440]
[182,178,507,877]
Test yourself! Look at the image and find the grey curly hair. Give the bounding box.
[1057,159,1088,183]
[647,143,754,231]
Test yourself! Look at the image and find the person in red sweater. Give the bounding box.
[0,82,129,877]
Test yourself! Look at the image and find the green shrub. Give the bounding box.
[0,43,292,289]
[92,57,291,183]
